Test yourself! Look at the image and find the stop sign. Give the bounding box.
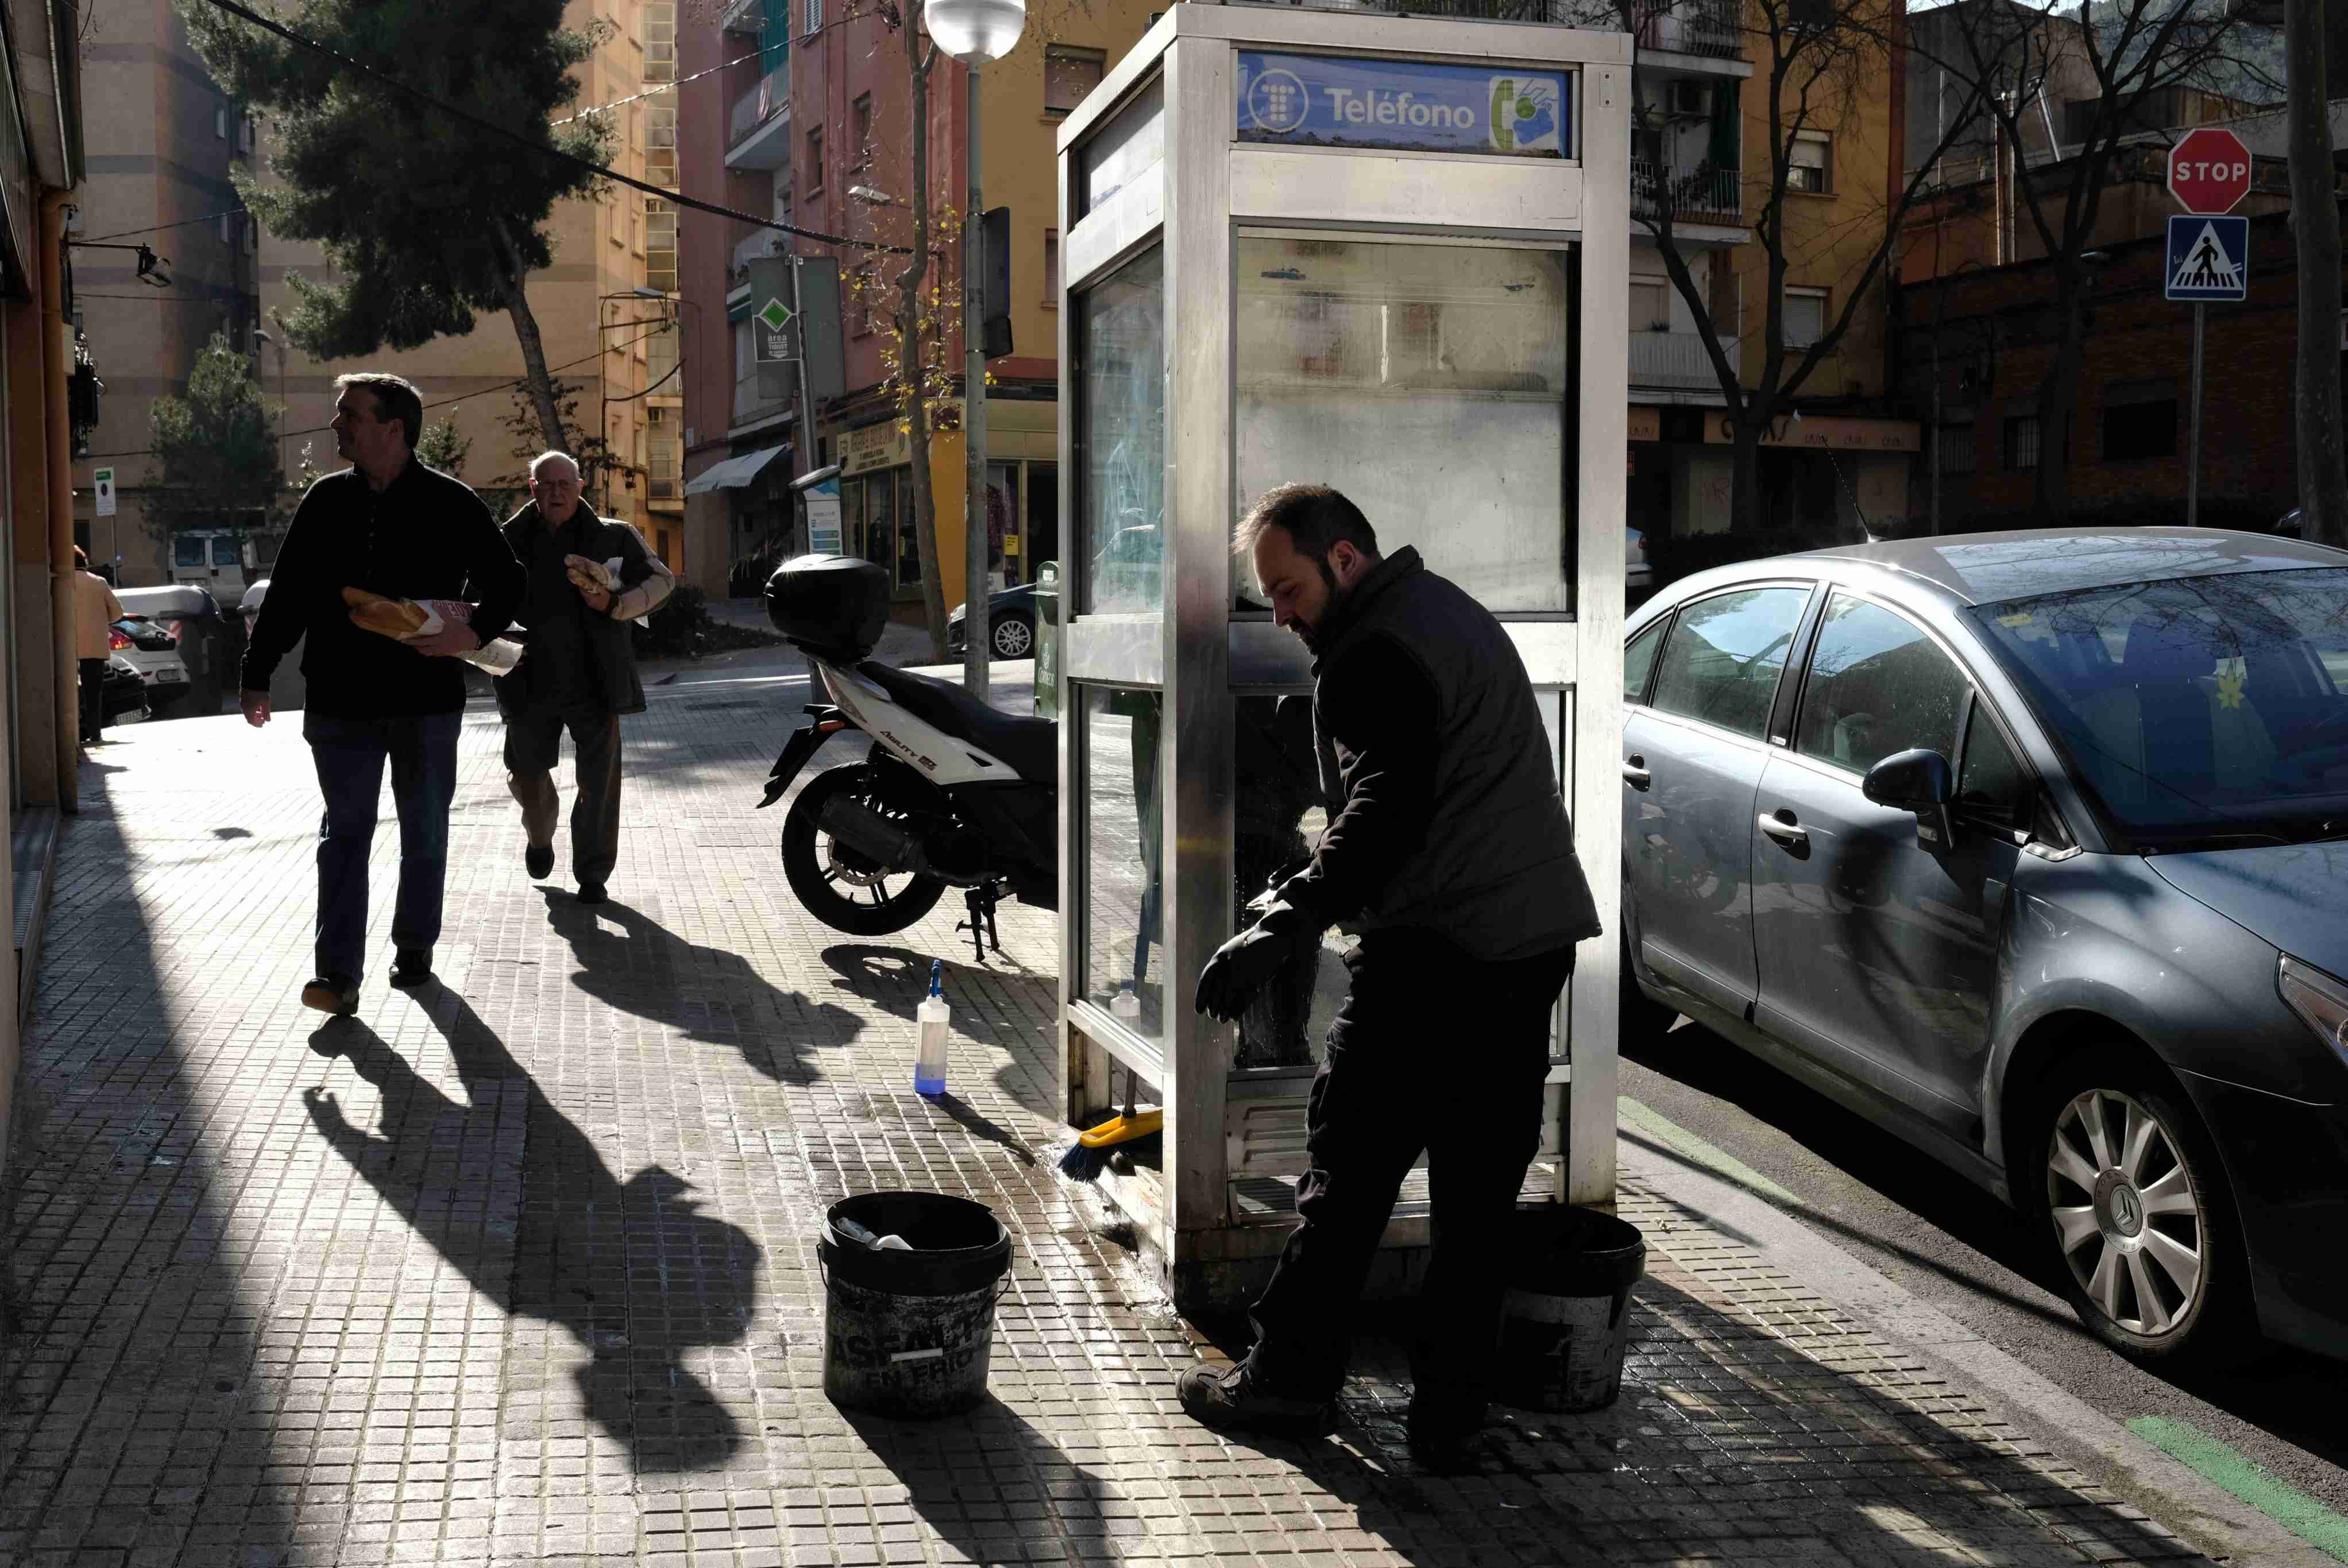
[2168,128,2253,215]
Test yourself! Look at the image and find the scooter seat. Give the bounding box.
[856,662,1058,784]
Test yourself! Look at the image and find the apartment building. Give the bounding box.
[249,0,687,570]
[68,0,261,586]
[1624,0,1920,563]
[679,0,1160,604]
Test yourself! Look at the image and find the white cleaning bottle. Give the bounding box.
[916,960,950,1096]
[1113,981,1141,1020]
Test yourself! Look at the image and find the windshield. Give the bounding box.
[1966,566,2348,849]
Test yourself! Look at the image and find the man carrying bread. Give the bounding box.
[241,373,526,1015]
[496,451,673,907]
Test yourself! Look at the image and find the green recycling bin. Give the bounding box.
[1032,562,1060,720]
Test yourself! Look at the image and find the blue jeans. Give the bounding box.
[305,711,461,983]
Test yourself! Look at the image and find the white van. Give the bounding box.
[170,528,256,597]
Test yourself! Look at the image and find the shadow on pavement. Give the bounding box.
[542,888,865,1082]
[304,993,760,1474]
[845,1397,1110,1562]
[820,943,1063,1123]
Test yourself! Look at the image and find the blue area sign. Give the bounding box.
[2165,214,2249,303]
[1236,52,1571,160]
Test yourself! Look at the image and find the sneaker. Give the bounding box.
[524,843,554,879]
[1176,1362,1332,1438]
[300,975,360,1015]
[576,882,607,906]
[388,949,435,988]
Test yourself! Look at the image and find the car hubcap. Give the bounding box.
[994,619,1032,658]
[2046,1087,2207,1338]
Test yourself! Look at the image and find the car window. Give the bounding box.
[1795,593,1970,774]
[1957,699,2032,824]
[1624,620,1666,705]
[173,536,207,568]
[1647,586,1809,740]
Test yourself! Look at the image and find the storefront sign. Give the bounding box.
[1705,413,1920,453]
[1627,407,1661,443]
[839,421,911,476]
[805,476,843,555]
[1236,52,1570,160]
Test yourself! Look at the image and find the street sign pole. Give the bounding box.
[2188,302,2205,530]
[793,258,818,555]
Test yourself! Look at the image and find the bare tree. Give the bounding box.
[1911,0,2279,526]
[1586,0,1994,536]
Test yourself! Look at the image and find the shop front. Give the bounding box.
[830,400,1063,604]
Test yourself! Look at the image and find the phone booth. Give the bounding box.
[1054,5,1631,1310]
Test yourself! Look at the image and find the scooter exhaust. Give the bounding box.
[816,795,986,887]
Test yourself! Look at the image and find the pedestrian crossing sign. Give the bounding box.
[2165,214,2249,302]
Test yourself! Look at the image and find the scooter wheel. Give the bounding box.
[781,766,949,935]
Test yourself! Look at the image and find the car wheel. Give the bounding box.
[991,614,1034,660]
[2032,1047,2243,1361]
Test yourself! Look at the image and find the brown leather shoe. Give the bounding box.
[1176,1362,1332,1438]
[300,975,360,1016]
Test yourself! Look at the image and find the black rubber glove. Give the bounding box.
[1195,898,1307,1021]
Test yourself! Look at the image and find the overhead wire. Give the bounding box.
[79,208,252,244]
[554,49,766,123]
[79,321,678,462]
[191,0,913,256]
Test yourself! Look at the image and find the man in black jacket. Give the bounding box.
[1181,484,1601,1462]
[242,373,524,1014]
[496,451,673,905]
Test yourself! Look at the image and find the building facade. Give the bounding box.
[244,0,686,571]
[69,0,260,588]
[679,0,1157,607]
[1624,0,1919,584]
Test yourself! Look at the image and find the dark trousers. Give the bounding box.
[504,704,623,886]
[77,658,107,741]
[306,711,461,983]
[1245,932,1574,1409]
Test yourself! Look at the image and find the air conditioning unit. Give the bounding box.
[1666,81,1709,118]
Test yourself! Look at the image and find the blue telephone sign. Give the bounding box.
[1237,51,1571,160]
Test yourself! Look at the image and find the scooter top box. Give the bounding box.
[766,554,892,659]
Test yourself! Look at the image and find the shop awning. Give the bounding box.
[683,444,790,496]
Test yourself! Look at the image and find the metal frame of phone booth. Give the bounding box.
[1054,2,1630,1310]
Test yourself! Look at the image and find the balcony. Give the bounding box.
[721,0,762,32]
[1632,159,1743,226]
[1629,329,1733,392]
[727,69,790,169]
[1632,0,1743,60]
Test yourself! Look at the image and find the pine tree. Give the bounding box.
[148,331,285,542]
[182,0,615,454]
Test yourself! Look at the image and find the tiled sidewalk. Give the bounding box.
[1,689,2209,1566]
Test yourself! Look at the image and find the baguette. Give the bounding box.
[342,586,470,642]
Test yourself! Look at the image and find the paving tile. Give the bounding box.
[0,676,2222,1566]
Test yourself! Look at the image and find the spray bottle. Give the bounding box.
[916,960,950,1096]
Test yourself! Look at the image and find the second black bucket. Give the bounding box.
[1498,1206,1647,1413]
[819,1191,1012,1418]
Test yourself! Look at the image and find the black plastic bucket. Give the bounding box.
[1498,1206,1647,1413]
[818,1192,1013,1418]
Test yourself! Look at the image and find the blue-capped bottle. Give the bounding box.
[915,959,950,1096]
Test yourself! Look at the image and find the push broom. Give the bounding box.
[1059,1061,1161,1182]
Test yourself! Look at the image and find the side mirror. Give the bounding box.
[1863,747,1956,849]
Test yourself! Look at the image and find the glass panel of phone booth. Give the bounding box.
[1080,684,1167,1042]
[1076,247,1167,616]
[1234,235,1578,615]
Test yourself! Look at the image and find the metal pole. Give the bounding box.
[2187,300,2205,530]
[793,258,818,557]
[1930,287,1942,538]
[963,64,990,700]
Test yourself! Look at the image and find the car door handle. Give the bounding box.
[1758,809,1808,846]
[1621,754,1651,789]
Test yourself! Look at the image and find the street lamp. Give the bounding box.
[927,0,1025,697]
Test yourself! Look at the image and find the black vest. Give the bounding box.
[1314,548,1601,961]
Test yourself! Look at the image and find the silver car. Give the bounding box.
[1621,528,2348,1362]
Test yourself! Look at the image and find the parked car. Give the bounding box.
[108,617,191,715]
[1621,526,2348,1363]
[101,653,149,722]
[947,581,1038,659]
[116,583,238,718]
